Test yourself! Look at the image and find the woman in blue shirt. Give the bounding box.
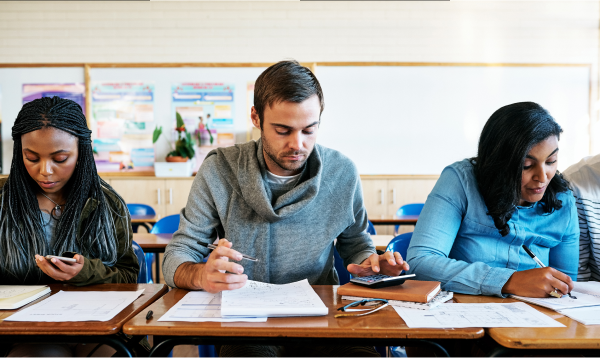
[407,102,578,298]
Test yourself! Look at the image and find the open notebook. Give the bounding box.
[0,286,50,309]
[511,281,600,325]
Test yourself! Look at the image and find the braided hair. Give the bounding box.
[0,96,128,283]
[472,102,570,237]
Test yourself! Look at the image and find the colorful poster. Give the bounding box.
[90,82,155,172]
[22,84,85,114]
[246,82,260,141]
[171,83,236,172]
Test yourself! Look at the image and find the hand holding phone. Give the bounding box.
[35,253,84,281]
[45,255,77,263]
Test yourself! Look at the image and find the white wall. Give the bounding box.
[0,1,599,169]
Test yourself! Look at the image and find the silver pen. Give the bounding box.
[197,241,258,262]
[522,244,575,299]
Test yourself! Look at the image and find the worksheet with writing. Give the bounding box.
[4,290,144,322]
[158,291,266,322]
[221,279,328,317]
[394,302,564,328]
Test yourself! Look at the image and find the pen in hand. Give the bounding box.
[197,241,259,262]
[522,244,576,299]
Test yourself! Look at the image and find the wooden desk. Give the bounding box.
[131,214,158,224]
[124,286,483,357]
[369,215,419,226]
[0,283,167,357]
[371,235,395,251]
[453,294,600,355]
[133,233,173,283]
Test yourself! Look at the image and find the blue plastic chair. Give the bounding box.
[394,203,424,235]
[150,214,181,234]
[127,203,156,233]
[367,220,377,235]
[132,241,150,284]
[385,232,413,267]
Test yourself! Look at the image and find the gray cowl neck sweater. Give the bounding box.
[163,139,375,287]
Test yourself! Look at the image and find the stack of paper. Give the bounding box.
[342,291,454,311]
[221,279,328,318]
[4,290,144,321]
[159,279,327,322]
[0,286,50,310]
[394,302,565,328]
[511,281,600,325]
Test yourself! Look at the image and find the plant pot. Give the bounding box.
[154,161,193,177]
[165,156,189,163]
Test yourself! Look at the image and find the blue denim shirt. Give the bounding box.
[406,159,579,297]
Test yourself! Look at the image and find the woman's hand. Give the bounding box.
[34,254,84,281]
[502,267,574,297]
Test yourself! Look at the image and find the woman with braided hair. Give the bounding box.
[0,96,138,286]
[3,97,140,356]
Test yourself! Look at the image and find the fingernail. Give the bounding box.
[238,267,243,273]
[52,259,56,263]
[237,255,242,260]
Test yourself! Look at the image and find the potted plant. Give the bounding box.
[153,112,195,177]
[153,112,195,162]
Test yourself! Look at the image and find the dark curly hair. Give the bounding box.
[472,102,570,237]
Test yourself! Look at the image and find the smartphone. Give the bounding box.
[45,255,77,263]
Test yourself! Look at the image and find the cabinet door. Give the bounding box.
[360,179,388,219]
[164,179,194,216]
[387,179,437,235]
[109,179,166,217]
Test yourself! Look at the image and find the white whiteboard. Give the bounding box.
[0,65,591,175]
[317,66,591,174]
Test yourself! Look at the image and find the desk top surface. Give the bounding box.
[0,283,167,336]
[123,285,483,339]
[369,215,419,224]
[131,214,158,224]
[453,293,600,349]
[133,233,174,248]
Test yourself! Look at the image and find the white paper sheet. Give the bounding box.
[158,291,267,322]
[0,285,47,299]
[393,302,565,328]
[4,289,144,322]
[221,279,328,317]
[560,306,600,325]
[511,291,600,311]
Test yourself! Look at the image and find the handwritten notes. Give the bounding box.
[0,286,47,299]
[221,279,328,317]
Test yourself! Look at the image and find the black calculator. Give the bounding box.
[350,274,416,288]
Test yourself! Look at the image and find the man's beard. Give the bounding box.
[262,133,311,172]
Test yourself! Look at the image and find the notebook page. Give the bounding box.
[511,291,600,311]
[0,286,47,299]
[221,279,328,317]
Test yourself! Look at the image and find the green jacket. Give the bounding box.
[0,177,139,285]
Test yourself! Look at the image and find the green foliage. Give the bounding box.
[152,126,163,144]
[153,112,195,159]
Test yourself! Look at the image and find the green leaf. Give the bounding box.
[152,126,163,144]
[176,112,184,129]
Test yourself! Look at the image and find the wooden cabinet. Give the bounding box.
[106,177,195,217]
[360,176,438,235]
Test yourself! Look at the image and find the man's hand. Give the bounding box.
[174,238,248,293]
[347,251,410,277]
[502,267,574,297]
[35,254,84,281]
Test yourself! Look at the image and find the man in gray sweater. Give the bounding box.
[163,60,408,356]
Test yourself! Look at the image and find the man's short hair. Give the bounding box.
[254,60,324,128]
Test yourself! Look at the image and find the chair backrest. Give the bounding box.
[150,214,181,234]
[127,203,156,216]
[333,247,351,285]
[386,232,413,264]
[395,203,424,217]
[367,220,377,235]
[132,241,150,283]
